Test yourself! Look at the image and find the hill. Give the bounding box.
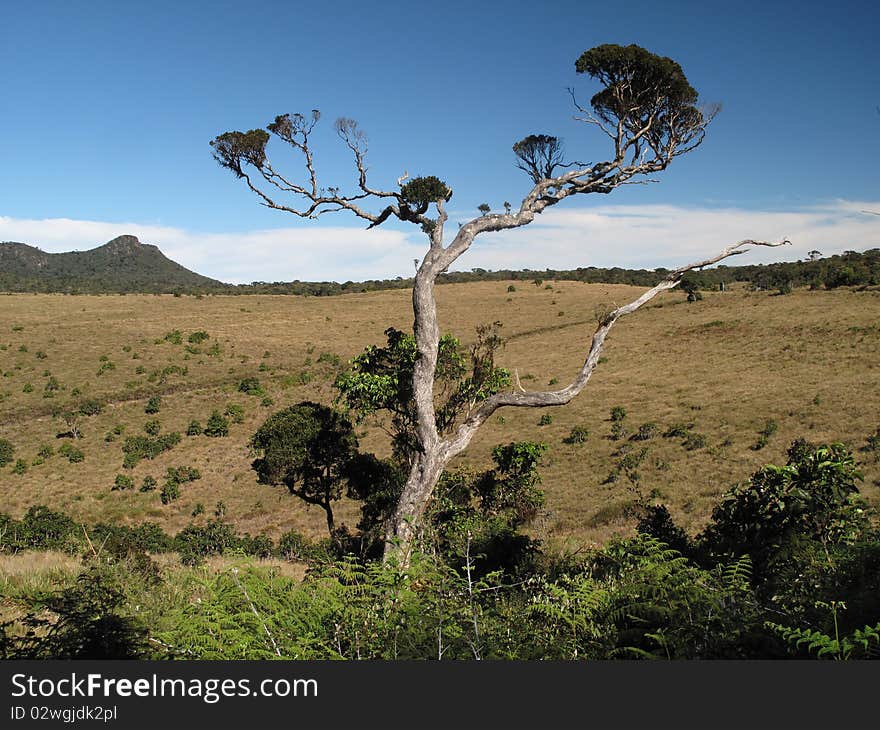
[0,235,226,293]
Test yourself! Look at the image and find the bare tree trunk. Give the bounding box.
[383,239,788,564]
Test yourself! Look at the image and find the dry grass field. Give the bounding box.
[1,281,878,551]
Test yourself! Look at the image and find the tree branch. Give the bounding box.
[440,238,791,461]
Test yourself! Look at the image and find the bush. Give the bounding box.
[538,413,553,426]
[563,425,590,444]
[237,377,264,395]
[277,529,315,561]
[58,443,85,463]
[143,419,161,437]
[12,459,27,475]
[225,403,245,424]
[78,399,102,416]
[121,432,180,468]
[663,422,693,438]
[145,396,162,414]
[0,439,14,467]
[174,520,238,565]
[186,419,202,436]
[0,505,81,554]
[188,331,210,344]
[140,476,157,492]
[164,330,183,345]
[104,425,125,443]
[160,481,180,505]
[112,474,134,491]
[631,422,659,441]
[683,433,707,451]
[204,411,229,437]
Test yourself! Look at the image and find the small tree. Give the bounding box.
[212,43,784,563]
[250,402,359,542]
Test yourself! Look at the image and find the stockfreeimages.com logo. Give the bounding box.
[11,673,317,705]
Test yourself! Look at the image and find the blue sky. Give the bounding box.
[1,0,878,282]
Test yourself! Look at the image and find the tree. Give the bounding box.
[212,43,785,563]
[250,401,359,542]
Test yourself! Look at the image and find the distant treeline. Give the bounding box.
[3,248,878,296]
[231,248,880,296]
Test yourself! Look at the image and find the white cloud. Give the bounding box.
[2,200,878,283]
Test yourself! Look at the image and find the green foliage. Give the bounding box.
[578,44,704,164]
[767,601,880,660]
[225,403,245,424]
[112,474,134,491]
[400,175,452,207]
[211,128,270,178]
[159,481,180,505]
[12,458,27,475]
[0,438,14,467]
[145,395,162,414]
[0,505,81,554]
[188,330,210,344]
[563,425,590,444]
[58,443,84,463]
[3,564,148,659]
[702,441,868,577]
[251,402,358,540]
[336,324,509,461]
[143,419,161,437]
[121,432,180,468]
[203,410,229,437]
[538,413,553,426]
[237,377,264,395]
[77,399,102,416]
[631,422,658,441]
[140,475,157,492]
[186,419,202,436]
[161,466,202,505]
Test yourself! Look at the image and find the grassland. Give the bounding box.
[1,281,878,551]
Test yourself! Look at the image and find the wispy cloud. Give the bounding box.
[2,200,878,283]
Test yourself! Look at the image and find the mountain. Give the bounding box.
[0,235,227,293]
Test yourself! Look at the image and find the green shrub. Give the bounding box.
[204,411,229,437]
[663,422,693,438]
[225,403,245,424]
[112,474,134,491]
[237,377,264,395]
[140,476,158,492]
[143,420,161,437]
[538,414,553,426]
[683,433,707,451]
[22,383,33,393]
[145,396,162,414]
[563,425,590,444]
[104,425,125,443]
[188,331,210,344]
[58,443,85,463]
[277,529,315,561]
[37,444,53,459]
[78,399,102,416]
[186,419,202,436]
[160,481,180,505]
[631,422,659,441]
[164,330,183,345]
[0,439,14,467]
[121,432,180,468]
[12,458,28,475]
